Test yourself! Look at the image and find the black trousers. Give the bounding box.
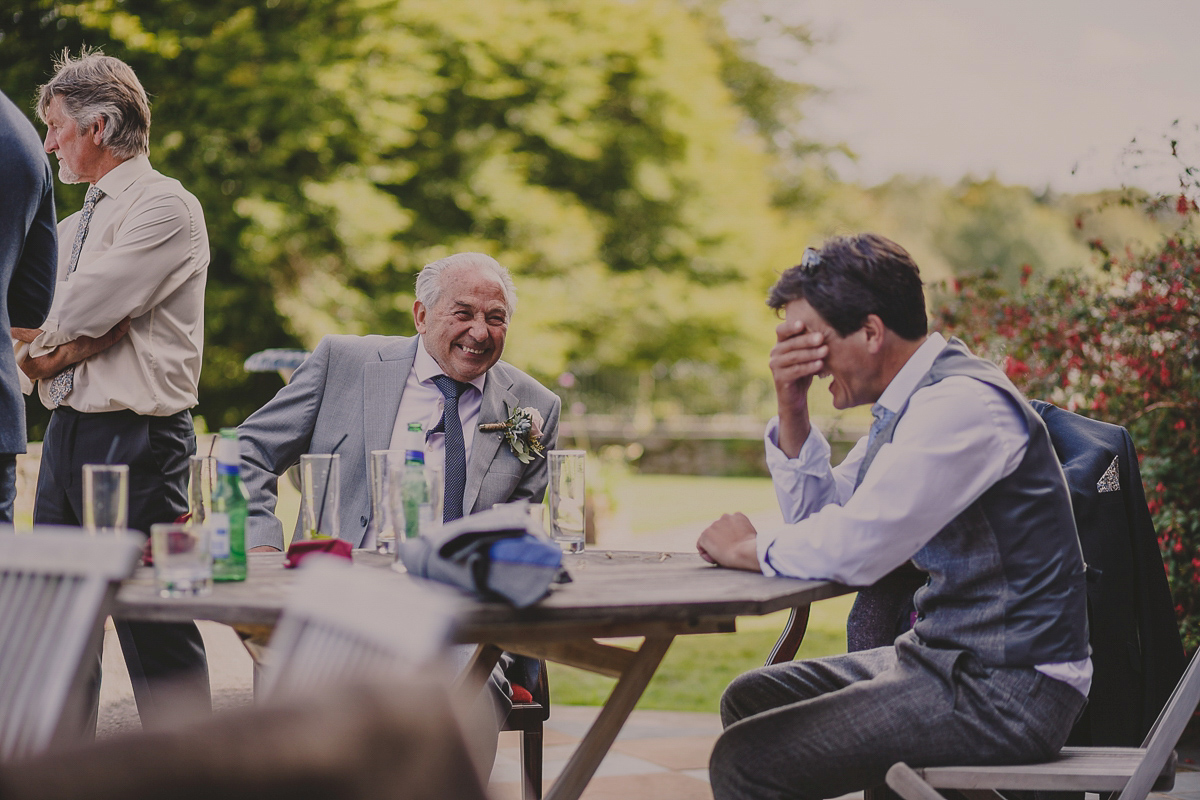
[35,407,211,732]
[0,453,15,523]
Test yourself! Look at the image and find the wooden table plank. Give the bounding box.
[114,550,850,641]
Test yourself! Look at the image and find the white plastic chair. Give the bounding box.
[886,649,1200,800]
[257,556,461,702]
[0,527,142,762]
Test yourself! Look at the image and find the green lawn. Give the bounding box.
[613,473,780,535]
[548,593,854,713]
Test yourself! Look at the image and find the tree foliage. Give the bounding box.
[3,0,818,430]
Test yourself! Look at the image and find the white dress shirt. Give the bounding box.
[388,335,487,484]
[29,155,209,415]
[759,332,1091,694]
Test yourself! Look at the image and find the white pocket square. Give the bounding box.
[1097,455,1120,493]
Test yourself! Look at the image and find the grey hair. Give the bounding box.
[36,48,151,160]
[415,253,518,316]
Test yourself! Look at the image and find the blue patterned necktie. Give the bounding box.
[429,375,468,522]
[47,185,105,408]
[866,403,896,453]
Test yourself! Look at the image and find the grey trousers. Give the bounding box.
[710,633,1086,800]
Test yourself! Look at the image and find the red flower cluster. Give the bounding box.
[933,232,1200,649]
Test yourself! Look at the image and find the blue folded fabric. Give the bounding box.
[400,504,566,608]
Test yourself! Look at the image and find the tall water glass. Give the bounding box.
[548,450,586,553]
[300,454,340,540]
[83,464,129,535]
[366,449,404,553]
[188,455,217,525]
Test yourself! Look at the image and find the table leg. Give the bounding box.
[232,623,274,698]
[544,635,675,800]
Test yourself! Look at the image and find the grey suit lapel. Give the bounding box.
[362,338,418,477]
[465,363,517,513]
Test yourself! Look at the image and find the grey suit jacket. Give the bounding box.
[239,334,562,550]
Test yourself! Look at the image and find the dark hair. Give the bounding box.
[767,233,927,340]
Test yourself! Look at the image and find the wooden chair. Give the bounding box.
[0,527,142,762]
[503,658,551,800]
[886,648,1200,800]
[257,557,459,701]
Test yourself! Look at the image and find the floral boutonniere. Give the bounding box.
[480,403,545,464]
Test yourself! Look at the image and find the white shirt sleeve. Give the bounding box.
[756,376,1029,583]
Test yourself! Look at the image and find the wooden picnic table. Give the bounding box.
[115,549,851,800]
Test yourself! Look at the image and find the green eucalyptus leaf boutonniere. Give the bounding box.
[480,403,545,464]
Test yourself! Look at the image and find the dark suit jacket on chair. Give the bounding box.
[1030,400,1185,746]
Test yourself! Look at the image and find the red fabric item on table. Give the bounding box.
[283,538,354,568]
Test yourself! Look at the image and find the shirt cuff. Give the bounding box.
[765,417,833,477]
[756,530,781,576]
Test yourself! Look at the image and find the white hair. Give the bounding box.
[37,49,151,160]
[415,253,518,316]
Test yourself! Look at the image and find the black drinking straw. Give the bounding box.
[315,433,348,536]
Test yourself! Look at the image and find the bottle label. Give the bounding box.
[210,512,231,558]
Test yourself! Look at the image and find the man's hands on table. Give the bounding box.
[697,512,762,572]
[13,317,131,380]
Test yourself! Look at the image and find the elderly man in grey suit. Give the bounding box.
[237,251,560,769]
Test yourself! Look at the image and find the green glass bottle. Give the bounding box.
[210,428,248,581]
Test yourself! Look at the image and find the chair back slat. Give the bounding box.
[1118,649,1200,800]
[0,529,142,762]
[259,558,460,702]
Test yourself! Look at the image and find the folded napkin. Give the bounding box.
[284,537,354,568]
[400,504,566,608]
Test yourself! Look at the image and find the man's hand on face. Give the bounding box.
[18,317,131,381]
[697,512,762,572]
[769,318,828,457]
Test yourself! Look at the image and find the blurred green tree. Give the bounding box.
[2,0,821,430]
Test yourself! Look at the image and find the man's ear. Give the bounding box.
[413,300,427,333]
[89,115,106,146]
[862,314,887,354]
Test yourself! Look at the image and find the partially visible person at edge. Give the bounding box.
[16,49,212,733]
[235,251,561,773]
[1,88,57,523]
[696,233,1090,800]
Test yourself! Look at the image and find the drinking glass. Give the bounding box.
[386,459,443,541]
[83,464,129,535]
[188,455,217,525]
[150,522,212,598]
[548,450,586,553]
[300,454,340,540]
[366,450,404,553]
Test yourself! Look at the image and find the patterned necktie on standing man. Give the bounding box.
[47,185,105,408]
[429,374,469,522]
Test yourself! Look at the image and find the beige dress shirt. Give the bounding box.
[29,155,209,415]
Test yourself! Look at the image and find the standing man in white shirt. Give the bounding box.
[17,50,211,731]
[697,233,1090,800]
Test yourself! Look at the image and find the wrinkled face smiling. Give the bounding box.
[414,264,510,382]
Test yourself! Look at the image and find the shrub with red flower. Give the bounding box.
[934,233,1200,648]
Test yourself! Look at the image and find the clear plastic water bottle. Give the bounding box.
[401,422,430,539]
[210,428,247,581]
